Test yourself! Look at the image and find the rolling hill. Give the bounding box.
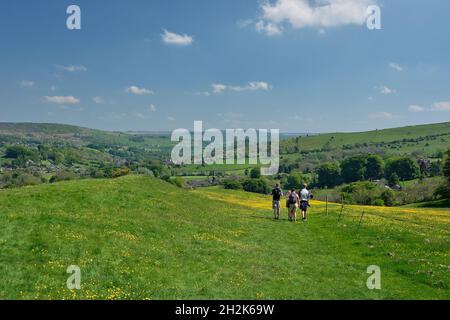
[0,122,172,149]
[3,121,449,153]
[0,175,448,299]
[281,122,450,155]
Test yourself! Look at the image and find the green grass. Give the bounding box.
[0,175,449,299]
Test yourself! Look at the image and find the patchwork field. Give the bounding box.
[0,175,448,299]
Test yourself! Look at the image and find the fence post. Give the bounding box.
[338,195,344,222]
[356,211,366,234]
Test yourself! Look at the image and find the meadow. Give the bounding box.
[0,175,448,300]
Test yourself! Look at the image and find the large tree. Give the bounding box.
[435,150,450,199]
[4,145,37,160]
[365,155,385,180]
[316,162,341,188]
[385,157,420,181]
[444,150,450,183]
[341,156,367,183]
[285,173,311,190]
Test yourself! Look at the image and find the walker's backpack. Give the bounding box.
[288,193,297,205]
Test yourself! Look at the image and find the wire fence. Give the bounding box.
[320,196,449,234]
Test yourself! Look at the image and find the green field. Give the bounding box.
[0,175,448,300]
[282,122,450,152]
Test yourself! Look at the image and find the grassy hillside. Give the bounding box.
[0,122,172,149]
[0,175,448,299]
[282,122,450,154]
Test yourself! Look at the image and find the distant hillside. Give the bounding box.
[2,121,448,153]
[0,123,112,145]
[0,122,172,150]
[282,122,450,156]
[0,123,86,135]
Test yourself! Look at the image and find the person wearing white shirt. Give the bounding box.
[300,184,311,222]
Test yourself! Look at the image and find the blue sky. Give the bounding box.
[0,0,449,132]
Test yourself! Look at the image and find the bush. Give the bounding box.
[242,178,270,194]
[19,173,42,186]
[434,183,450,199]
[0,172,42,188]
[341,182,379,206]
[223,178,243,190]
[169,177,185,188]
[372,199,385,206]
[388,173,400,187]
[90,168,106,179]
[149,161,169,178]
[135,167,155,176]
[50,170,77,183]
[249,167,261,179]
[112,167,131,178]
[381,189,396,206]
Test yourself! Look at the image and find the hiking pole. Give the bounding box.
[356,211,366,235]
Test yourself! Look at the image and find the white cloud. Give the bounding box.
[162,30,193,46]
[55,65,87,72]
[369,111,394,120]
[257,0,376,35]
[43,96,80,104]
[211,81,272,94]
[408,105,425,113]
[93,96,105,104]
[389,62,405,72]
[256,20,283,36]
[212,84,228,94]
[20,80,35,88]
[379,86,395,95]
[126,86,154,95]
[168,116,176,121]
[50,85,57,91]
[431,101,450,111]
[149,104,157,112]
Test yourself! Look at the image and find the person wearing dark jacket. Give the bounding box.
[271,183,283,220]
